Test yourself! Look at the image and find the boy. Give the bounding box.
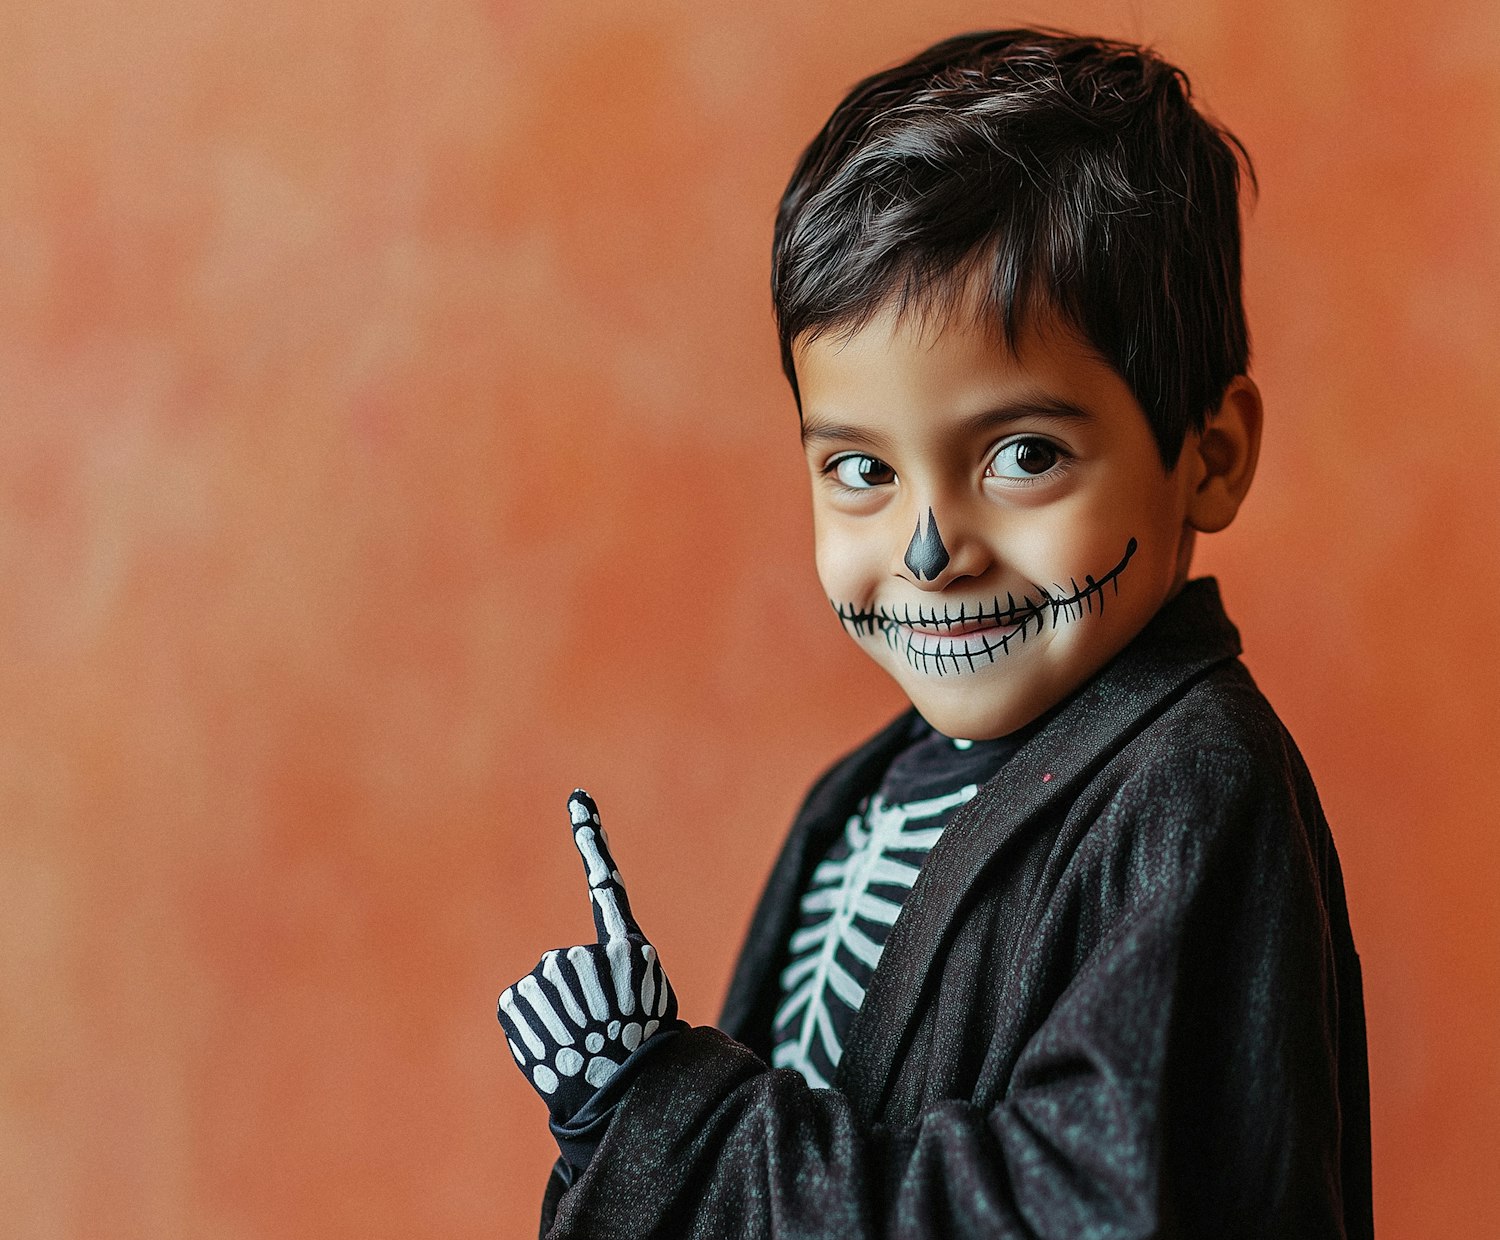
[498,29,1372,1238]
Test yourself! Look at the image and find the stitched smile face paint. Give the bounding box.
[798,300,1203,741]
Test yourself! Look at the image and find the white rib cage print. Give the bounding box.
[771,784,978,1089]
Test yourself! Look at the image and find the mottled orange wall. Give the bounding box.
[2,0,1496,1236]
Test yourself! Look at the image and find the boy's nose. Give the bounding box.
[894,501,989,589]
[904,508,950,580]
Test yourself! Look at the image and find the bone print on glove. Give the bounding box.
[497,789,680,1124]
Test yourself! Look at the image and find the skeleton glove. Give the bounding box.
[497,790,679,1124]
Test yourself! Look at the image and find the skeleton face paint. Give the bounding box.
[904,508,950,580]
[798,300,1204,740]
[835,536,1138,677]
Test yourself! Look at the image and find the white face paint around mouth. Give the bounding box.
[832,537,1138,678]
[889,618,1035,676]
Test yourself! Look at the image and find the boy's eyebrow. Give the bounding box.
[799,419,892,451]
[957,396,1095,436]
[800,395,1094,449]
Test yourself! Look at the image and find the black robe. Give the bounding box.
[539,580,1373,1238]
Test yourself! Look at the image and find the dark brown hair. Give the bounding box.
[772,29,1255,467]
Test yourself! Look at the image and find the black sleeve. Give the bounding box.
[547,1026,685,1176]
[543,748,1355,1239]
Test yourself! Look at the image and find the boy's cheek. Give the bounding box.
[811,520,878,600]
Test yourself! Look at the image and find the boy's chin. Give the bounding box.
[903,684,1062,743]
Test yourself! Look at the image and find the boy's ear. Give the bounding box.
[1184,375,1262,534]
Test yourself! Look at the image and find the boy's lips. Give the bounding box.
[900,614,1019,638]
[892,612,1039,675]
[874,593,1046,638]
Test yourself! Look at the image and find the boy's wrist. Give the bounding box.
[548,1021,687,1172]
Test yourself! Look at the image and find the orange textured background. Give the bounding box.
[3,1,1497,1236]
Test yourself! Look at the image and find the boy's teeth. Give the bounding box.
[912,615,1002,635]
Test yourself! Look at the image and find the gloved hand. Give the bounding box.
[498,790,679,1124]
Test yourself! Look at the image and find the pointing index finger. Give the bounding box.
[567,789,641,943]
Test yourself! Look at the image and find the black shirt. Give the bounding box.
[771,717,1023,1089]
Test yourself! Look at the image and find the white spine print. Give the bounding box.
[772,785,977,1089]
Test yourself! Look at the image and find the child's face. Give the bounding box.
[796,301,1202,740]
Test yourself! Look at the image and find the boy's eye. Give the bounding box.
[988,438,1064,480]
[830,454,896,489]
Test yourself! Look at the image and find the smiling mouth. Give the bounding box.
[831,537,1137,677]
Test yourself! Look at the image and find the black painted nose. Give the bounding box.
[904,507,950,581]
